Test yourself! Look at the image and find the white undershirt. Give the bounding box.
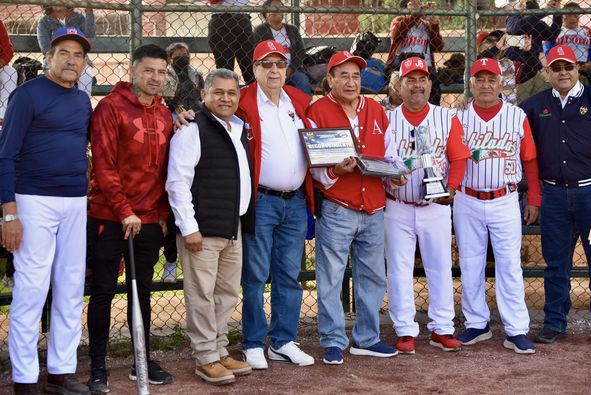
[257,85,307,191]
[166,114,251,237]
[552,80,583,109]
[271,26,292,62]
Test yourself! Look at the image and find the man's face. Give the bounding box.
[547,60,579,94]
[170,47,189,62]
[399,70,431,110]
[46,40,86,87]
[130,56,168,98]
[203,76,239,122]
[266,1,284,25]
[253,54,287,92]
[470,71,502,107]
[327,61,361,104]
[564,13,580,29]
[478,37,498,54]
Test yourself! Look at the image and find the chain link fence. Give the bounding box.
[0,0,590,349]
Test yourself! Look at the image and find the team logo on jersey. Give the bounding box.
[580,106,588,115]
[539,108,552,117]
[466,131,517,161]
[372,120,384,134]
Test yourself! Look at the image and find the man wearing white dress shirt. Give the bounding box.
[237,40,315,369]
[166,68,254,385]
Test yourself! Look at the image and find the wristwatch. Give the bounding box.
[3,214,18,222]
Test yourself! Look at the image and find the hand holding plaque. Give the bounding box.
[415,126,449,200]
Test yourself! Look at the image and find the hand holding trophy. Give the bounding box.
[415,125,449,200]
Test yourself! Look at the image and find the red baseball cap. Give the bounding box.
[546,45,577,66]
[327,51,366,74]
[477,32,490,46]
[476,30,504,46]
[399,57,429,78]
[253,40,287,62]
[471,58,502,77]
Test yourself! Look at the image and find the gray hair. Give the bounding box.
[165,42,190,58]
[204,68,240,91]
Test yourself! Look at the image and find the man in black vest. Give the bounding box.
[166,68,255,385]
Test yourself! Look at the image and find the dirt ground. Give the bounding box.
[0,319,589,395]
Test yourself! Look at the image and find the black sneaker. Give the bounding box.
[87,368,109,394]
[534,327,566,344]
[129,360,173,385]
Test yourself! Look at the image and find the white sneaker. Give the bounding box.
[242,348,268,370]
[268,341,315,366]
[161,261,177,283]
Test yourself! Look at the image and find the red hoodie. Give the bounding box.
[89,81,173,224]
[0,21,13,65]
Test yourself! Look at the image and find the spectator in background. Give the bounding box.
[386,0,444,105]
[165,42,204,114]
[0,20,17,126]
[380,70,402,110]
[208,0,255,84]
[543,2,591,83]
[505,0,562,103]
[253,0,312,95]
[37,5,96,97]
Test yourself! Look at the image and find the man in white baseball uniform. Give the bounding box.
[454,58,540,354]
[385,56,470,354]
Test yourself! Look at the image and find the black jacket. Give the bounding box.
[252,22,306,72]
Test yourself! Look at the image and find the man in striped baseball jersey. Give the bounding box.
[385,56,470,354]
[454,58,540,354]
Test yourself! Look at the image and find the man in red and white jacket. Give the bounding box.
[454,58,540,354]
[236,40,315,369]
[307,51,401,365]
[385,57,470,355]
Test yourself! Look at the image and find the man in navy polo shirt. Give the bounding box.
[0,27,92,395]
[520,45,591,344]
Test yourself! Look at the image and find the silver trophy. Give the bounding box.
[415,126,449,200]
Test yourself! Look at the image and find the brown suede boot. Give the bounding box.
[45,374,90,395]
[220,355,253,376]
[195,361,235,385]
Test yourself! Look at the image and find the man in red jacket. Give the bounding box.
[0,20,17,125]
[307,51,401,365]
[86,44,173,393]
[237,40,315,369]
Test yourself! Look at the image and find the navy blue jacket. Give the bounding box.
[520,84,591,184]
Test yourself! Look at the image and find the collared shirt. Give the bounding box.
[552,80,583,109]
[166,114,251,237]
[257,85,307,191]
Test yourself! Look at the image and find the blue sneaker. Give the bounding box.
[323,347,343,365]
[457,323,493,345]
[504,335,535,354]
[349,341,398,358]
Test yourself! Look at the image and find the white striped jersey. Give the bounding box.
[456,101,525,191]
[386,104,454,203]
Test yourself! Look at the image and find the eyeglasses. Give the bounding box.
[255,60,289,69]
[549,64,576,73]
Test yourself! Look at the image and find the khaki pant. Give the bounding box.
[517,71,550,104]
[178,224,242,365]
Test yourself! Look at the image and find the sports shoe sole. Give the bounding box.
[459,330,493,345]
[268,348,315,366]
[429,340,461,352]
[349,346,398,358]
[503,340,536,354]
[88,381,110,394]
[396,348,415,355]
[128,374,172,385]
[194,370,236,385]
[322,357,344,365]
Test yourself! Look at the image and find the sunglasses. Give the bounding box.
[549,64,576,73]
[255,60,289,69]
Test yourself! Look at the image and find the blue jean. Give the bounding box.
[540,184,591,332]
[241,190,307,350]
[287,69,312,95]
[316,199,386,350]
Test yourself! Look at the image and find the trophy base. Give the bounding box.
[424,179,450,200]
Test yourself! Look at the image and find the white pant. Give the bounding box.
[453,190,530,336]
[0,65,17,119]
[9,194,87,383]
[385,200,456,337]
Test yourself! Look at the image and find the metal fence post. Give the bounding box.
[465,0,478,97]
[129,0,142,57]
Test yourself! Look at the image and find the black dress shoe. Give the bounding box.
[534,327,566,344]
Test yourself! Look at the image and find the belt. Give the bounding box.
[258,185,299,199]
[543,179,591,188]
[463,184,517,200]
[386,192,429,207]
